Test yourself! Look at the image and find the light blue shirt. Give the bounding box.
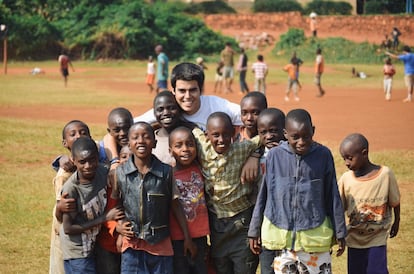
[398,53,414,75]
[157,52,169,80]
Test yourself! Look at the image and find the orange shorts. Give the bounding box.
[146,74,155,85]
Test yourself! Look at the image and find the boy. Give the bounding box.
[60,137,124,274]
[152,90,195,166]
[236,91,268,142]
[252,54,268,94]
[169,126,210,274]
[249,108,286,274]
[315,48,325,97]
[383,57,396,101]
[50,120,91,274]
[193,112,261,274]
[338,133,400,274]
[112,122,196,274]
[248,109,346,274]
[283,58,300,101]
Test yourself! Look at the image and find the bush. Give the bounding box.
[253,0,303,13]
[365,2,389,14]
[304,0,352,15]
[275,28,306,50]
[273,30,384,64]
[184,1,236,14]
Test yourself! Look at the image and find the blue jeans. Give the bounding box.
[348,246,388,274]
[121,248,173,274]
[64,257,96,274]
[259,248,281,274]
[95,243,121,274]
[157,80,167,90]
[239,70,249,93]
[172,236,208,274]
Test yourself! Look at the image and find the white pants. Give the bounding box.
[384,78,393,98]
[273,250,332,274]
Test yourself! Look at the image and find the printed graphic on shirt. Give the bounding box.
[176,171,205,221]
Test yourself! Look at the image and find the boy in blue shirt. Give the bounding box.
[248,109,346,274]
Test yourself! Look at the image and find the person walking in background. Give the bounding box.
[220,42,235,93]
[196,57,208,71]
[338,133,400,274]
[386,45,414,102]
[237,48,250,94]
[391,27,402,51]
[146,55,156,93]
[252,54,268,94]
[291,51,304,90]
[155,44,169,92]
[315,48,325,97]
[383,57,396,101]
[283,58,300,101]
[58,51,74,87]
[309,12,317,38]
[214,61,224,93]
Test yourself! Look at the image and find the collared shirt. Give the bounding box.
[193,128,260,219]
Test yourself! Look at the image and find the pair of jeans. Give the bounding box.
[95,243,121,274]
[172,236,208,274]
[121,248,173,274]
[64,257,96,274]
[239,70,249,93]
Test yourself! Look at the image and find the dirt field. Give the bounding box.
[1,14,414,151]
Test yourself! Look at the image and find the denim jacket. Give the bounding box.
[248,141,346,242]
[116,155,173,244]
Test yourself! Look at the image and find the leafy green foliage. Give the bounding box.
[253,0,303,13]
[2,0,231,60]
[184,1,236,14]
[274,29,384,64]
[304,0,352,15]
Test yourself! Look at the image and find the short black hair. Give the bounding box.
[257,55,264,61]
[403,45,411,53]
[286,109,313,127]
[258,108,285,127]
[153,90,176,106]
[169,126,196,148]
[171,62,205,93]
[241,91,268,109]
[71,136,98,159]
[341,133,369,152]
[62,120,90,139]
[107,107,134,126]
[207,111,233,129]
[129,122,155,140]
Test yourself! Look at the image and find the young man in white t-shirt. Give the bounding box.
[135,62,242,131]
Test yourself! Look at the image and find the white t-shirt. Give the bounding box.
[134,95,242,131]
[147,62,155,75]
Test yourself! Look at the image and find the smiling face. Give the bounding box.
[257,114,284,149]
[72,148,99,183]
[154,94,180,131]
[169,128,197,168]
[284,118,314,155]
[172,80,201,115]
[107,113,132,147]
[206,116,234,154]
[62,121,91,150]
[128,123,156,160]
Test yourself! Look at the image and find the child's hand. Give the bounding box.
[116,221,134,239]
[59,155,76,173]
[183,238,198,259]
[390,219,400,238]
[241,156,259,184]
[57,193,76,213]
[248,237,261,255]
[105,206,125,221]
[336,238,346,257]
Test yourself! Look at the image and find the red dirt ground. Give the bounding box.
[1,18,414,151]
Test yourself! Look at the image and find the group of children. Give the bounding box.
[50,62,401,274]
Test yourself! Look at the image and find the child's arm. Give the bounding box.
[103,133,119,169]
[55,193,76,222]
[390,204,400,238]
[240,137,263,184]
[62,206,124,235]
[171,198,197,259]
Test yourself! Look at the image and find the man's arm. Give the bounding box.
[385,51,398,59]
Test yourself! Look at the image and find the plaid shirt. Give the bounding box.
[193,128,260,218]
